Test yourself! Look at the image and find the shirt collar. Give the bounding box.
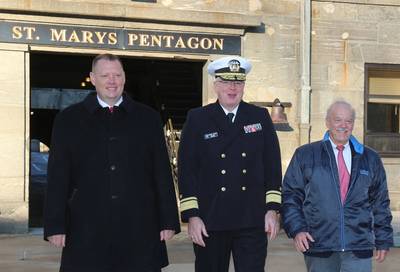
[323,131,364,154]
[84,93,135,114]
[328,137,349,150]
[97,95,123,108]
[220,104,239,116]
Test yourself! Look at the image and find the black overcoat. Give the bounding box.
[44,93,180,272]
[178,101,282,231]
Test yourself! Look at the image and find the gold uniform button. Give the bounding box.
[242,169,247,174]
[221,187,226,192]
[221,169,226,174]
[242,152,246,157]
[221,153,226,158]
[242,186,247,191]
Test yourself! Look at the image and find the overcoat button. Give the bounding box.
[111,195,118,199]
[242,186,247,191]
[221,187,226,192]
[242,169,247,174]
[242,152,246,157]
[221,153,226,158]
[221,169,226,174]
[110,165,116,171]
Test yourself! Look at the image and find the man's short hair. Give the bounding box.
[326,100,356,121]
[92,53,124,72]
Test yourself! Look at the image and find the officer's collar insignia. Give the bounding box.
[228,60,240,72]
[243,123,262,134]
[204,132,219,140]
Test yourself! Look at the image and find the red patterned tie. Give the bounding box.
[109,106,114,113]
[337,145,350,203]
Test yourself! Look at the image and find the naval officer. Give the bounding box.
[178,56,282,272]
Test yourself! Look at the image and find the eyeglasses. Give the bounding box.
[215,80,245,87]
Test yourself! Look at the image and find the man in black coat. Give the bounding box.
[44,53,180,272]
[178,56,282,272]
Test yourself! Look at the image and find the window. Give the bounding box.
[365,64,400,157]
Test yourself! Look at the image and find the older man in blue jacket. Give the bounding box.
[282,100,393,272]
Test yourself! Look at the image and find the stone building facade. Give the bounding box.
[0,0,399,233]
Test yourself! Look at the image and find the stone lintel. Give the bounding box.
[0,0,261,28]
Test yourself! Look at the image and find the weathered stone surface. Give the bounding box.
[0,0,261,26]
[312,40,345,63]
[346,42,364,62]
[381,158,400,211]
[0,177,25,201]
[360,44,400,64]
[258,0,300,17]
[160,0,248,12]
[378,23,400,45]
[263,15,301,36]
[0,202,28,233]
[312,2,358,21]
[358,4,400,22]
[0,135,25,178]
[312,20,378,42]
[326,62,364,91]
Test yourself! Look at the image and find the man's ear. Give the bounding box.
[89,72,96,86]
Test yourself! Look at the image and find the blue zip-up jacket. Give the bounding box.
[282,133,393,252]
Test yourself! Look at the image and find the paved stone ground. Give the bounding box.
[0,229,399,272]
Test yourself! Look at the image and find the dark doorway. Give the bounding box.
[29,52,203,227]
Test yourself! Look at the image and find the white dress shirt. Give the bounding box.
[97,96,123,108]
[329,137,351,173]
[220,104,239,122]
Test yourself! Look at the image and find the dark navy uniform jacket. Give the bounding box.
[178,101,282,231]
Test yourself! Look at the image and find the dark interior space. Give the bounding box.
[29,52,203,227]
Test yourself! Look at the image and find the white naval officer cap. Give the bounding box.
[207,56,252,81]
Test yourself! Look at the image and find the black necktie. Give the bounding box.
[227,112,234,124]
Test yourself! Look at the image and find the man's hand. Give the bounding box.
[48,234,66,248]
[293,232,315,252]
[188,216,209,247]
[375,249,388,263]
[265,210,280,240]
[160,230,175,241]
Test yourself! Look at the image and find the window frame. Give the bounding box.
[364,63,400,157]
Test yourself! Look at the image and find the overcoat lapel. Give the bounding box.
[209,102,230,135]
[81,95,108,136]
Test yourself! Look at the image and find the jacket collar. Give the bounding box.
[323,131,364,154]
[83,92,135,114]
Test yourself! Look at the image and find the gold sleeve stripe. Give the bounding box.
[266,191,282,204]
[180,197,199,211]
[266,190,281,195]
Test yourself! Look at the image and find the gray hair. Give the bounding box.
[325,100,356,121]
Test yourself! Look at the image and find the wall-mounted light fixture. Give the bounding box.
[250,98,293,131]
